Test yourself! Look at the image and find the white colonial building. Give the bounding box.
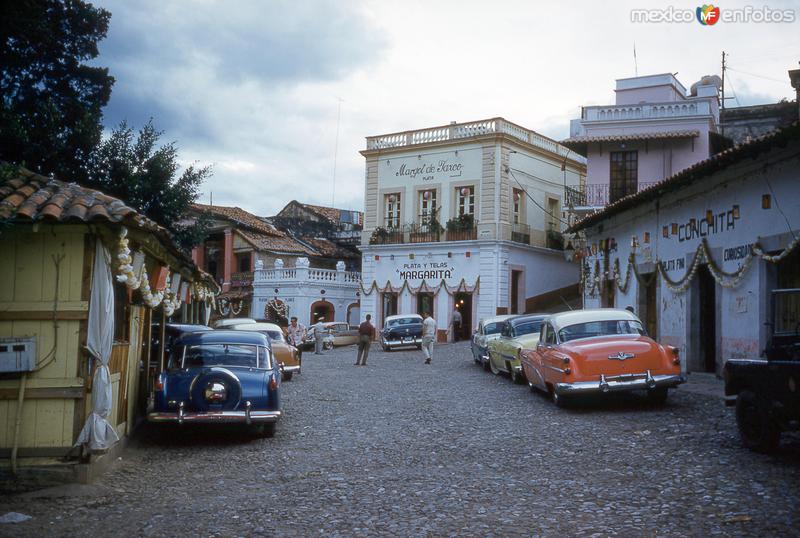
[252,257,361,326]
[569,123,800,375]
[359,118,587,341]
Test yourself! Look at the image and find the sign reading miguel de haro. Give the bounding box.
[397,261,453,281]
[396,159,463,181]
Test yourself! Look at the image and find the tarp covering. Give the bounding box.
[76,241,120,451]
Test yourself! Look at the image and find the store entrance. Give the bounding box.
[453,293,473,342]
[698,265,717,373]
[381,292,398,327]
[417,292,434,317]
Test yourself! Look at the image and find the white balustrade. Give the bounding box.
[255,267,360,286]
[583,101,709,123]
[365,117,579,161]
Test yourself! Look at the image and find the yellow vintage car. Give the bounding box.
[486,314,549,384]
[229,322,301,381]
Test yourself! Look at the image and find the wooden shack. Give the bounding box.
[0,167,217,482]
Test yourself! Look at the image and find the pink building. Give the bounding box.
[563,73,722,212]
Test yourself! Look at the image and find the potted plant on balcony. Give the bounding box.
[446,213,475,240]
[370,226,389,245]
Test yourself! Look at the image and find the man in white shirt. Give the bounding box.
[311,316,326,355]
[451,308,463,342]
[286,316,306,358]
[421,311,437,364]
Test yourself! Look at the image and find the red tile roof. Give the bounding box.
[562,130,700,146]
[0,166,219,290]
[299,237,359,259]
[568,122,800,233]
[237,229,317,256]
[1,167,160,230]
[192,203,280,236]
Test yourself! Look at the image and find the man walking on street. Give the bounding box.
[451,307,462,342]
[311,316,326,355]
[355,314,375,366]
[286,316,306,359]
[422,311,436,365]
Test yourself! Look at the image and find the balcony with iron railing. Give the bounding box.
[369,215,480,245]
[365,117,585,164]
[511,223,530,245]
[564,182,659,209]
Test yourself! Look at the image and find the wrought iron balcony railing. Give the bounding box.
[511,223,531,245]
[564,182,658,208]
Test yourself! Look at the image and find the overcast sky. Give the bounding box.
[94,0,800,216]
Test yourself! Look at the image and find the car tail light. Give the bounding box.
[269,376,278,391]
[670,346,680,365]
[562,357,570,365]
[564,367,571,375]
[154,377,164,392]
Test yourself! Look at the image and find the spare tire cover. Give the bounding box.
[190,367,243,411]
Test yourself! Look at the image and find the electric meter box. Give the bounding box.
[0,337,36,372]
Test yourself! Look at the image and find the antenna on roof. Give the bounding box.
[210,192,213,206]
[633,42,638,77]
[331,97,344,207]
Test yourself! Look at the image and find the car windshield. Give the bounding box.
[179,344,262,368]
[387,317,420,328]
[484,322,504,335]
[263,330,284,342]
[514,320,545,336]
[558,320,646,343]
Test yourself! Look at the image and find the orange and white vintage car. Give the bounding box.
[520,309,685,407]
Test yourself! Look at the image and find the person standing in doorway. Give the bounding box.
[421,311,437,365]
[451,307,462,342]
[355,314,375,366]
[286,316,306,359]
[311,316,326,355]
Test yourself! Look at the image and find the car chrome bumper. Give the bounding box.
[148,402,282,425]
[282,364,300,373]
[555,371,686,396]
[382,338,422,347]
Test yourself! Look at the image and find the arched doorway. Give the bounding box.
[346,302,360,326]
[310,300,335,325]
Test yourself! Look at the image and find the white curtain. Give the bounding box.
[76,241,120,451]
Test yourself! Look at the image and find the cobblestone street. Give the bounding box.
[2,341,800,537]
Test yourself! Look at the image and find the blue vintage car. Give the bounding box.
[147,330,281,437]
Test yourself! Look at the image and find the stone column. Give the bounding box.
[223,229,233,292]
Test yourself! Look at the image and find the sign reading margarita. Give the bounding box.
[397,261,453,281]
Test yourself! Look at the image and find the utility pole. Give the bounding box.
[721,51,726,138]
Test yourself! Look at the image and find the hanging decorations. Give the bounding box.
[585,231,800,297]
[267,299,289,318]
[113,227,216,312]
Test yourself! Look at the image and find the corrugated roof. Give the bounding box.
[568,122,800,233]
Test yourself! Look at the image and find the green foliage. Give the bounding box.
[88,120,212,251]
[446,213,475,232]
[0,0,114,184]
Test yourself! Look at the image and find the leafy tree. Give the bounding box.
[89,120,212,251]
[0,0,114,183]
